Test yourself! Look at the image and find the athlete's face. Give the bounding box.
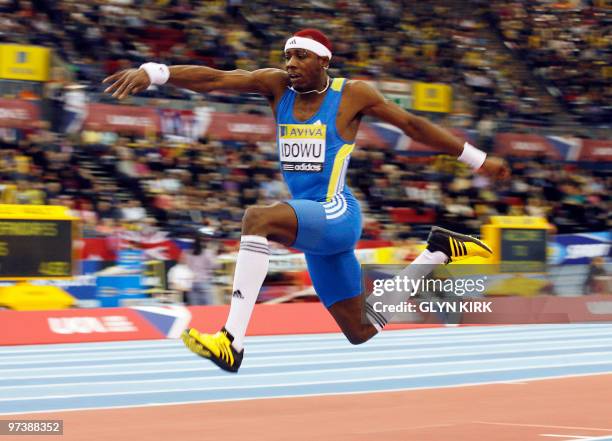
[284,48,329,91]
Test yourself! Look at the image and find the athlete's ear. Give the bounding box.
[319,56,330,70]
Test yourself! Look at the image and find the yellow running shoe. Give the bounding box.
[181,327,244,373]
[427,226,493,263]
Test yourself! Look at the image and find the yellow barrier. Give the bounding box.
[0,283,75,310]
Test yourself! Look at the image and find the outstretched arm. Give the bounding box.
[351,80,510,180]
[103,65,288,101]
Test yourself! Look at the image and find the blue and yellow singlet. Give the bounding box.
[276,78,356,218]
[275,77,363,307]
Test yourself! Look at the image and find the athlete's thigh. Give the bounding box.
[264,202,299,245]
[244,201,298,246]
[284,199,327,251]
[305,249,362,308]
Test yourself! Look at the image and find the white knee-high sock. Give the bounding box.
[365,249,448,331]
[411,249,449,266]
[224,235,269,351]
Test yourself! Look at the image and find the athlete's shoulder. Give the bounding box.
[343,79,385,108]
[344,79,377,94]
[252,68,289,82]
[252,68,289,97]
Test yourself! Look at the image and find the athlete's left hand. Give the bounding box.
[479,156,511,181]
[103,68,151,100]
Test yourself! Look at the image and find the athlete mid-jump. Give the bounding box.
[104,29,510,372]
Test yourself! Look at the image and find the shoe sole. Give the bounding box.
[181,329,240,373]
[431,226,493,254]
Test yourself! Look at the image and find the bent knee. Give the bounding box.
[343,327,376,345]
[242,206,269,235]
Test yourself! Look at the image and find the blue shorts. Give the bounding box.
[286,193,363,308]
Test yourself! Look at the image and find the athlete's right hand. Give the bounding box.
[479,156,511,181]
[103,68,151,100]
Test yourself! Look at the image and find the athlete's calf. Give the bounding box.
[328,295,378,345]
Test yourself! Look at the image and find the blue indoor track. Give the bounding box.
[1,324,611,415]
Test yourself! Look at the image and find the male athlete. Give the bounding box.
[103,29,510,373]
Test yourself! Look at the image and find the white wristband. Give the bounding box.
[139,62,170,85]
[458,142,487,170]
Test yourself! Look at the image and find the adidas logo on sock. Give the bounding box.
[232,289,244,299]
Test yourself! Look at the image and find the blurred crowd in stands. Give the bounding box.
[0,0,609,125]
[489,0,611,124]
[0,126,609,242]
[0,0,609,245]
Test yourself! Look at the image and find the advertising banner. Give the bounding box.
[372,123,469,153]
[494,133,564,159]
[549,232,611,265]
[84,104,160,135]
[412,82,452,113]
[205,112,275,141]
[80,237,181,262]
[0,303,435,345]
[0,308,163,345]
[0,44,50,81]
[0,99,40,129]
[579,139,612,162]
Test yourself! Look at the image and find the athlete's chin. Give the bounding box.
[290,79,309,91]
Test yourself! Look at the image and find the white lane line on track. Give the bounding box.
[474,422,612,432]
[1,351,611,391]
[3,341,612,377]
[2,332,612,365]
[1,371,611,416]
[1,324,610,355]
[3,328,611,358]
[355,423,455,434]
[498,381,529,385]
[1,360,611,402]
